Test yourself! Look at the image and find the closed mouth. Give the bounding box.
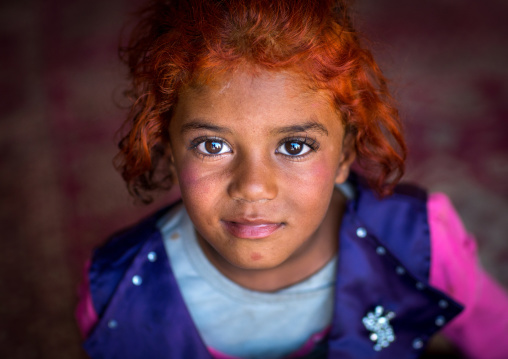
[222,220,283,239]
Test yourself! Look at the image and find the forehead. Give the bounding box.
[175,69,339,123]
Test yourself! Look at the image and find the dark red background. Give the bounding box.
[1,0,507,357]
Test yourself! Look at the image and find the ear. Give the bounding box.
[335,133,356,185]
[168,151,179,186]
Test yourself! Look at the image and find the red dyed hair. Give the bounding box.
[116,0,406,202]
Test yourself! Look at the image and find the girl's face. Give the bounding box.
[169,69,354,289]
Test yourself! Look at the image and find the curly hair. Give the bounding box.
[116,0,406,203]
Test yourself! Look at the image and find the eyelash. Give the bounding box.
[188,135,319,160]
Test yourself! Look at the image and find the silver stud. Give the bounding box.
[356,227,367,238]
[132,275,143,286]
[438,299,448,309]
[170,232,180,240]
[395,266,405,275]
[376,246,386,255]
[435,316,446,327]
[412,338,424,350]
[147,251,157,262]
[415,282,425,290]
[108,319,118,329]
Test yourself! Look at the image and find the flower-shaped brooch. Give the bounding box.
[362,305,396,351]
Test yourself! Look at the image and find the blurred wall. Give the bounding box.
[0,0,506,358]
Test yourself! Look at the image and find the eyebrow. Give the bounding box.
[180,120,232,135]
[272,121,329,136]
[180,119,329,136]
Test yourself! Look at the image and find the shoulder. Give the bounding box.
[426,192,484,303]
[87,203,179,317]
[427,193,471,249]
[349,180,429,242]
[349,178,430,279]
[427,193,508,358]
[349,175,428,227]
[92,206,171,266]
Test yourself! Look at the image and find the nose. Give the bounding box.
[227,153,278,203]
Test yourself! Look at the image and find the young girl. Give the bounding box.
[76,0,508,358]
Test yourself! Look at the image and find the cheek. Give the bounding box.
[178,163,201,187]
[309,160,336,183]
[285,155,338,210]
[176,162,215,203]
[298,156,337,189]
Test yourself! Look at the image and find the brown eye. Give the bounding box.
[205,140,223,154]
[277,140,313,157]
[284,141,302,155]
[195,138,232,156]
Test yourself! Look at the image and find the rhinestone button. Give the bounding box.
[147,251,157,262]
[415,282,425,290]
[412,338,424,350]
[356,227,367,238]
[376,246,386,255]
[395,266,405,275]
[108,319,118,329]
[438,299,449,309]
[435,315,446,327]
[132,275,143,286]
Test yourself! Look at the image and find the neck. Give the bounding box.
[197,189,347,292]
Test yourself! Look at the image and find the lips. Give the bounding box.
[222,220,283,239]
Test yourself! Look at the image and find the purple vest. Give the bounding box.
[83,179,463,358]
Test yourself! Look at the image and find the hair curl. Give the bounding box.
[116,0,406,203]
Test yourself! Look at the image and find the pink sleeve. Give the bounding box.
[75,260,99,338]
[428,193,508,359]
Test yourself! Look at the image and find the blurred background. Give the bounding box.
[0,0,507,357]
